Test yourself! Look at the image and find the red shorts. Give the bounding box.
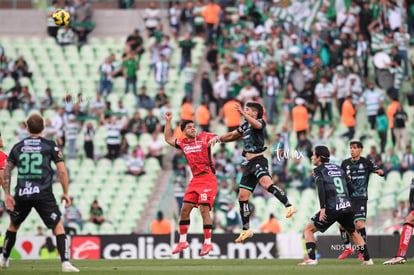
[183,173,217,209]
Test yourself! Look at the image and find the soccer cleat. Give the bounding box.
[62,261,80,272]
[200,243,213,256]
[383,256,407,265]
[285,205,297,218]
[362,259,374,265]
[298,258,318,265]
[358,253,364,260]
[338,247,355,259]
[0,254,9,268]
[235,229,254,243]
[172,241,189,254]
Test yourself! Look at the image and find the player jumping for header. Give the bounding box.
[210,102,296,243]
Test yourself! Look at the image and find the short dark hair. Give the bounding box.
[314,145,330,163]
[350,141,363,148]
[181,120,194,131]
[26,114,44,134]
[246,102,264,119]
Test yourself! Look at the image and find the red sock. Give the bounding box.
[179,223,189,235]
[398,223,414,257]
[203,225,212,244]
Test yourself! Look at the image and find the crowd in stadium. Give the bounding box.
[0,0,414,234]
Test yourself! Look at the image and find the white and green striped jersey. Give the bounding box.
[194,5,205,25]
[371,32,384,51]
[315,83,335,103]
[394,32,410,51]
[64,121,79,141]
[360,89,384,116]
[105,122,122,145]
[389,66,404,89]
[379,42,393,55]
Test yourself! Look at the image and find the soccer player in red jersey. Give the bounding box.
[384,178,414,265]
[164,111,217,256]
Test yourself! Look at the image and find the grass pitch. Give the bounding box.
[2,259,413,274]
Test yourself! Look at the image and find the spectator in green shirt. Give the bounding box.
[89,200,105,226]
[121,52,139,95]
[384,147,401,174]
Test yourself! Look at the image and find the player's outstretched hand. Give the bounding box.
[165,111,172,121]
[5,194,15,212]
[234,103,243,114]
[376,169,385,176]
[209,135,220,147]
[61,194,72,208]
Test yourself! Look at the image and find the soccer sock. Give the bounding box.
[357,227,367,244]
[340,228,351,247]
[2,231,17,258]
[356,244,370,261]
[179,220,190,243]
[203,224,212,245]
[239,200,251,230]
[56,234,69,262]
[267,184,291,207]
[398,223,414,257]
[306,242,316,260]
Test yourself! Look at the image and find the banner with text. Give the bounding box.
[71,234,278,260]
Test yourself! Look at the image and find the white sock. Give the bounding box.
[204,238,211,245]
[179,234,187,243]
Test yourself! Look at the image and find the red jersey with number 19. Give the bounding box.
[175,132,216,176]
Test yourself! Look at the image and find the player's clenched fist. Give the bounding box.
[165,111,172,121]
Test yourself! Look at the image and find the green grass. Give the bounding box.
[2,259,414,275]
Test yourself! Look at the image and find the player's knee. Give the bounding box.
[258,175,272,189]
[304,222,316,234]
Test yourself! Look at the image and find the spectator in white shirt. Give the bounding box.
[98,58,114,97]
[147,132,164,168]
[57,25,75,46]
[237,82,260,103]
[126,150,145,176]
[144,2,160,36]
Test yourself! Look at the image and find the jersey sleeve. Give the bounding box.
[257,119,266,129]
[7,145,18,165]
[0,151,7,170]
[175,139,182,149]
[237,122,246,134]
[50,141,64,163]
[313,169,326,209]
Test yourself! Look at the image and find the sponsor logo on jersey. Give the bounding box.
[183,144,202,154]
[21,146,42,153]
[359,163,364,169]
[71,237,101,259]
[327,170,342,177]
[18,182,40,196]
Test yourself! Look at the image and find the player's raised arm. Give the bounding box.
[56,161,72,208]
[164,111,176,147]
[235,103,262,129]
